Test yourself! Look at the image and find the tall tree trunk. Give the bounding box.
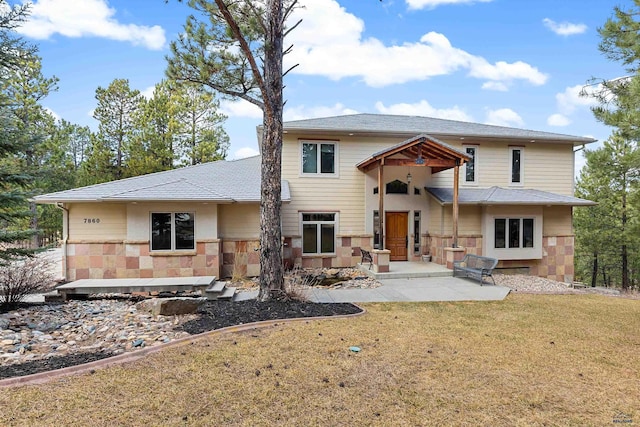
[591,252,598,287]
[621,189,629,290]
[621,244,629,290]
[258,0,284,301]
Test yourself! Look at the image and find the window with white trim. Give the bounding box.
[151,212,195,251]
[509,147,523,185]
[463,145,478,184]
[494,218,534,249]
[301,141,336,175]
[302,213,336,254]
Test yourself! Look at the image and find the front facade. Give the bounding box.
[36,114,595,283]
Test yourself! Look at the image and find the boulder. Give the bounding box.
[135,297,206,316]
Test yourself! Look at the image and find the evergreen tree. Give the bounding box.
[90,78,142,182]
[173,83,229,166]
[168,0,298,300]
[0,2,40,262]
[0,53,58,247]
[575,134,640,289]
[578,1,640,289]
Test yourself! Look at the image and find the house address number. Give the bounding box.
[83,218,101,224]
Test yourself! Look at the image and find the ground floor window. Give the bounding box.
[494,218,533,249]
[151,212,195,251]
[302,213,336,254]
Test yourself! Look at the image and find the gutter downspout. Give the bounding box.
[55,203,68,282]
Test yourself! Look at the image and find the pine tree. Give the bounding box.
[167,0,298,300]
[0,2,40,262]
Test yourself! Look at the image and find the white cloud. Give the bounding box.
[219,99,263,119]
[140,85,155,100]
[481,81,508,91]
[556,84,598,115]
[44,107,60,121]
[375,100,473,122]
[16,0,165,50]
[543,18,587,36]
[233,147,260,159]
[406,0,493,10]
[484,108,524,127]
[547,113,571,127]
[284,103,359,121]
[288,0,547,89]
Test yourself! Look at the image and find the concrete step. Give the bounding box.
[217,287,236,301]
[204,281,226,294]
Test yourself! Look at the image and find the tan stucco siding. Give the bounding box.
[440,205,482,235]
[543,206,573,235]
[218,204,260,239]
[68,203,126,241]
[429,140,575,195]
[126,202,218,241]
[427,198,443,234]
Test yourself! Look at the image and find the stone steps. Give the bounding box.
[204,282,236,301]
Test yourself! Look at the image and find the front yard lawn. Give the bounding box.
[1,294,638,426]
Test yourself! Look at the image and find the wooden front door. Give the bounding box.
[385,212,408,261]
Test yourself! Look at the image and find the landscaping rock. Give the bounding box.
[136,297,206,316]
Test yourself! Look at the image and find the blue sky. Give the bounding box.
[10,0,627,169]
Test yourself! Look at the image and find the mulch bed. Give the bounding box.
[0,300,362,380]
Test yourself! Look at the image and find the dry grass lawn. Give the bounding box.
[1,294,639,426]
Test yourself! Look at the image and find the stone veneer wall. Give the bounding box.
[283,235,373,269]
[497,236,575,283]
[64,240,221,281]
[427,233,575,283]
[220,239,260,279]
[428,234,483,266]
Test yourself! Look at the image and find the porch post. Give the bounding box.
[378,159,384,250]
[453,160,460,248]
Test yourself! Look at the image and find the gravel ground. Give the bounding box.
[494,274,633,297]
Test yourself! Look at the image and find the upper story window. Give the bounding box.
[301,141,337,175]
[151,212,195,251]
[463,145,478,184]
[509,147,523,185]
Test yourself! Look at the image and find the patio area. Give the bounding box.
[357,261,453,279]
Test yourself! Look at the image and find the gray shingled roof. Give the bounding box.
[34,156,291,203]
[426,186,596,206]
[283,113,596,144]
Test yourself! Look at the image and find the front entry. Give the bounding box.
[385,212,408,261]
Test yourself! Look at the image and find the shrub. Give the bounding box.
[0,256,55,310]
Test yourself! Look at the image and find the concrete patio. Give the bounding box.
[235,276,511,303]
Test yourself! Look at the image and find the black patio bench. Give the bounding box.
[360,248,373,270]
[453,254,498,285]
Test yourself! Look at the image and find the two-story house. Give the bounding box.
[35,114,595,283]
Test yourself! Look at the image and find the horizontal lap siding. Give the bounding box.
[68,203,126,241]
[429,139,575,195]
[282,134,403,236]
[219,204,260,239]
